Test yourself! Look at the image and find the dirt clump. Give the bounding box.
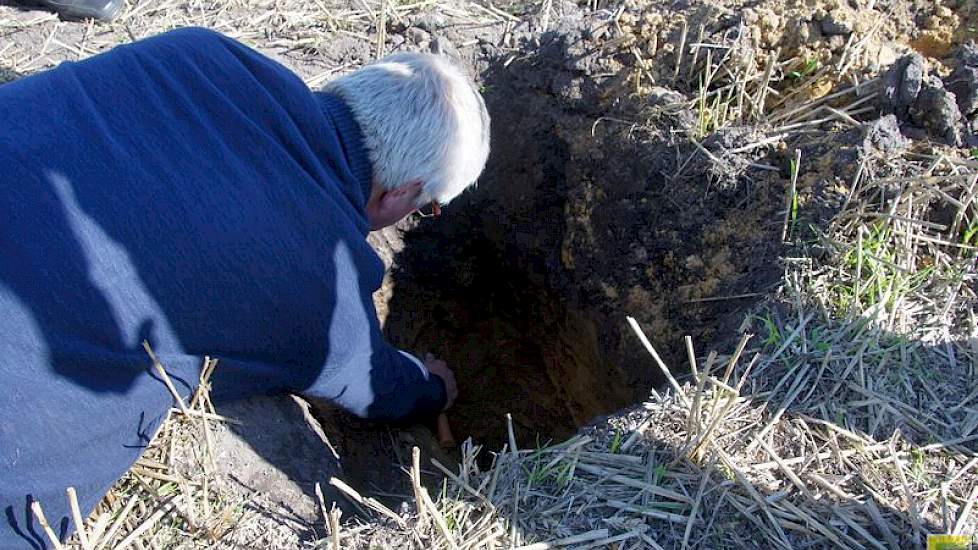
[882,50,978,146]
[862,113,912,156]
[947,42,978,120]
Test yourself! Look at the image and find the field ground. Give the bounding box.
[2,0,978,547]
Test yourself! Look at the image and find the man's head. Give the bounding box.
[324,52,491,230]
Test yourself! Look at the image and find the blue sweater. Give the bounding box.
[0,27,446,548]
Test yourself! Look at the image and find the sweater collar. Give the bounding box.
[313,91,374,207]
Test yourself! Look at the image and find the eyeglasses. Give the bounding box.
[416,200,442,218]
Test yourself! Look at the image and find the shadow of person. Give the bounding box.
[211,395,344,538]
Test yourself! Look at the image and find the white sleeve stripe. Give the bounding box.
[397,350,430,380]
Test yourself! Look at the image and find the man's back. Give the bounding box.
[0,28,444,548]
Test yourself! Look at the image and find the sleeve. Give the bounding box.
[301,241,448,423]
[314,342,448,424]
[361,347,449,423]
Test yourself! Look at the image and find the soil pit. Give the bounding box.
[368,36,788,453]
[382,232,622,448]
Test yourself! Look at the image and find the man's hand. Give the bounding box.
[424,353,457,411]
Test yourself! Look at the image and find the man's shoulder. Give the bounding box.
[158,26,227,43]
[104,27,303,94]
[124,27,238,59]
[145,26,226,45]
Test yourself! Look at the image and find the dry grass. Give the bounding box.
[41,307,978,548]
[32,352,248,550]
[0,0,511,85]
[300,293,976,549]
[310,20,978,545]
[653,19,885,188]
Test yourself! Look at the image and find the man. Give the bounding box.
[0,27,489,547]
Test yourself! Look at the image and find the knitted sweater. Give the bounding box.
[0,27,445,548]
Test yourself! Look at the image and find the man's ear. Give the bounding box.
[388,180,425,202]
[381,181,424,211]
[366,181,425,230]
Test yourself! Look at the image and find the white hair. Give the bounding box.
[324,52,490,206]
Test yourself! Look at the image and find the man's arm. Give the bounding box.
[300,241,453,423]
[302,334,451,423]
[420,353,458,410]
[351,344,450,423]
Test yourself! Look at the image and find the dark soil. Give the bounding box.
[882,51,978,146]
[313,26,978,508]
[375,28,787,453]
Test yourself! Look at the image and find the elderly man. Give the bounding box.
[0,27,489,547]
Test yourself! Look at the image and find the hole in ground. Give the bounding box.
[384,232,623,448]
[378,37,786,452]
